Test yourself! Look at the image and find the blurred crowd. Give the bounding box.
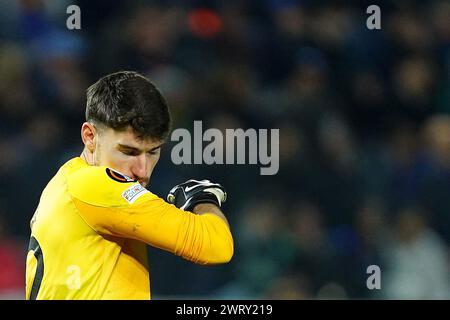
[1,0,450,299]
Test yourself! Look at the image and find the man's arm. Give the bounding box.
[68,168,233,265]
[193,203,229,228]
[72,194,234,265]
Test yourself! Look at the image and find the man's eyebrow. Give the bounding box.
[149,143,164,151]
[117,143,164,153]
[117,144,140,151]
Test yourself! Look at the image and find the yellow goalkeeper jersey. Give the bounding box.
[25,157,234,300]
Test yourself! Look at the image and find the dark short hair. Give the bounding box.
[86,71,171,140]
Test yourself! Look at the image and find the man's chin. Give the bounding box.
[140,181,149,188]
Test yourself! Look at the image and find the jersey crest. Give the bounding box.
[105,168,136,183]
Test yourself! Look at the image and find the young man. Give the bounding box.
[25,71,233,300]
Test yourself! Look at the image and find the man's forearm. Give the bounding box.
[193,203,230,228]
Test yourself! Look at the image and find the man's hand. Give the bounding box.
[167,179,227,212]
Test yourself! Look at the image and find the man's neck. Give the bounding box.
[80,148,94,166]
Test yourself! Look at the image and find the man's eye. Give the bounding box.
[122,150,138,156]
[148,149,160,156]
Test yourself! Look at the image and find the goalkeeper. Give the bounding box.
[25,71,233,300]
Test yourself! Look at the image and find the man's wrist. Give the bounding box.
[193,203,229,227]
[193,203,222,215]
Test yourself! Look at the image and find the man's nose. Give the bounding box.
[131,154,148,180]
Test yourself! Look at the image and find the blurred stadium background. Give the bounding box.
[1,0,450,299]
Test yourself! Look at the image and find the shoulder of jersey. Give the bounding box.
[67,165,155,207]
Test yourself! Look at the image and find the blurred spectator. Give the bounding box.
[231,197,295,298]
[0,215,25,299]
[419,115,450,243]
[382,206,450,299]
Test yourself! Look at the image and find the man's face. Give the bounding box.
[93,126,163,187]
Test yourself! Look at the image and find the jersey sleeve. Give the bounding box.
[67,166,234,265]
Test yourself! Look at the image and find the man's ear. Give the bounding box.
[81,122,96,152]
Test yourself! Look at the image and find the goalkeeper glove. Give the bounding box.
[167,179,227,211]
